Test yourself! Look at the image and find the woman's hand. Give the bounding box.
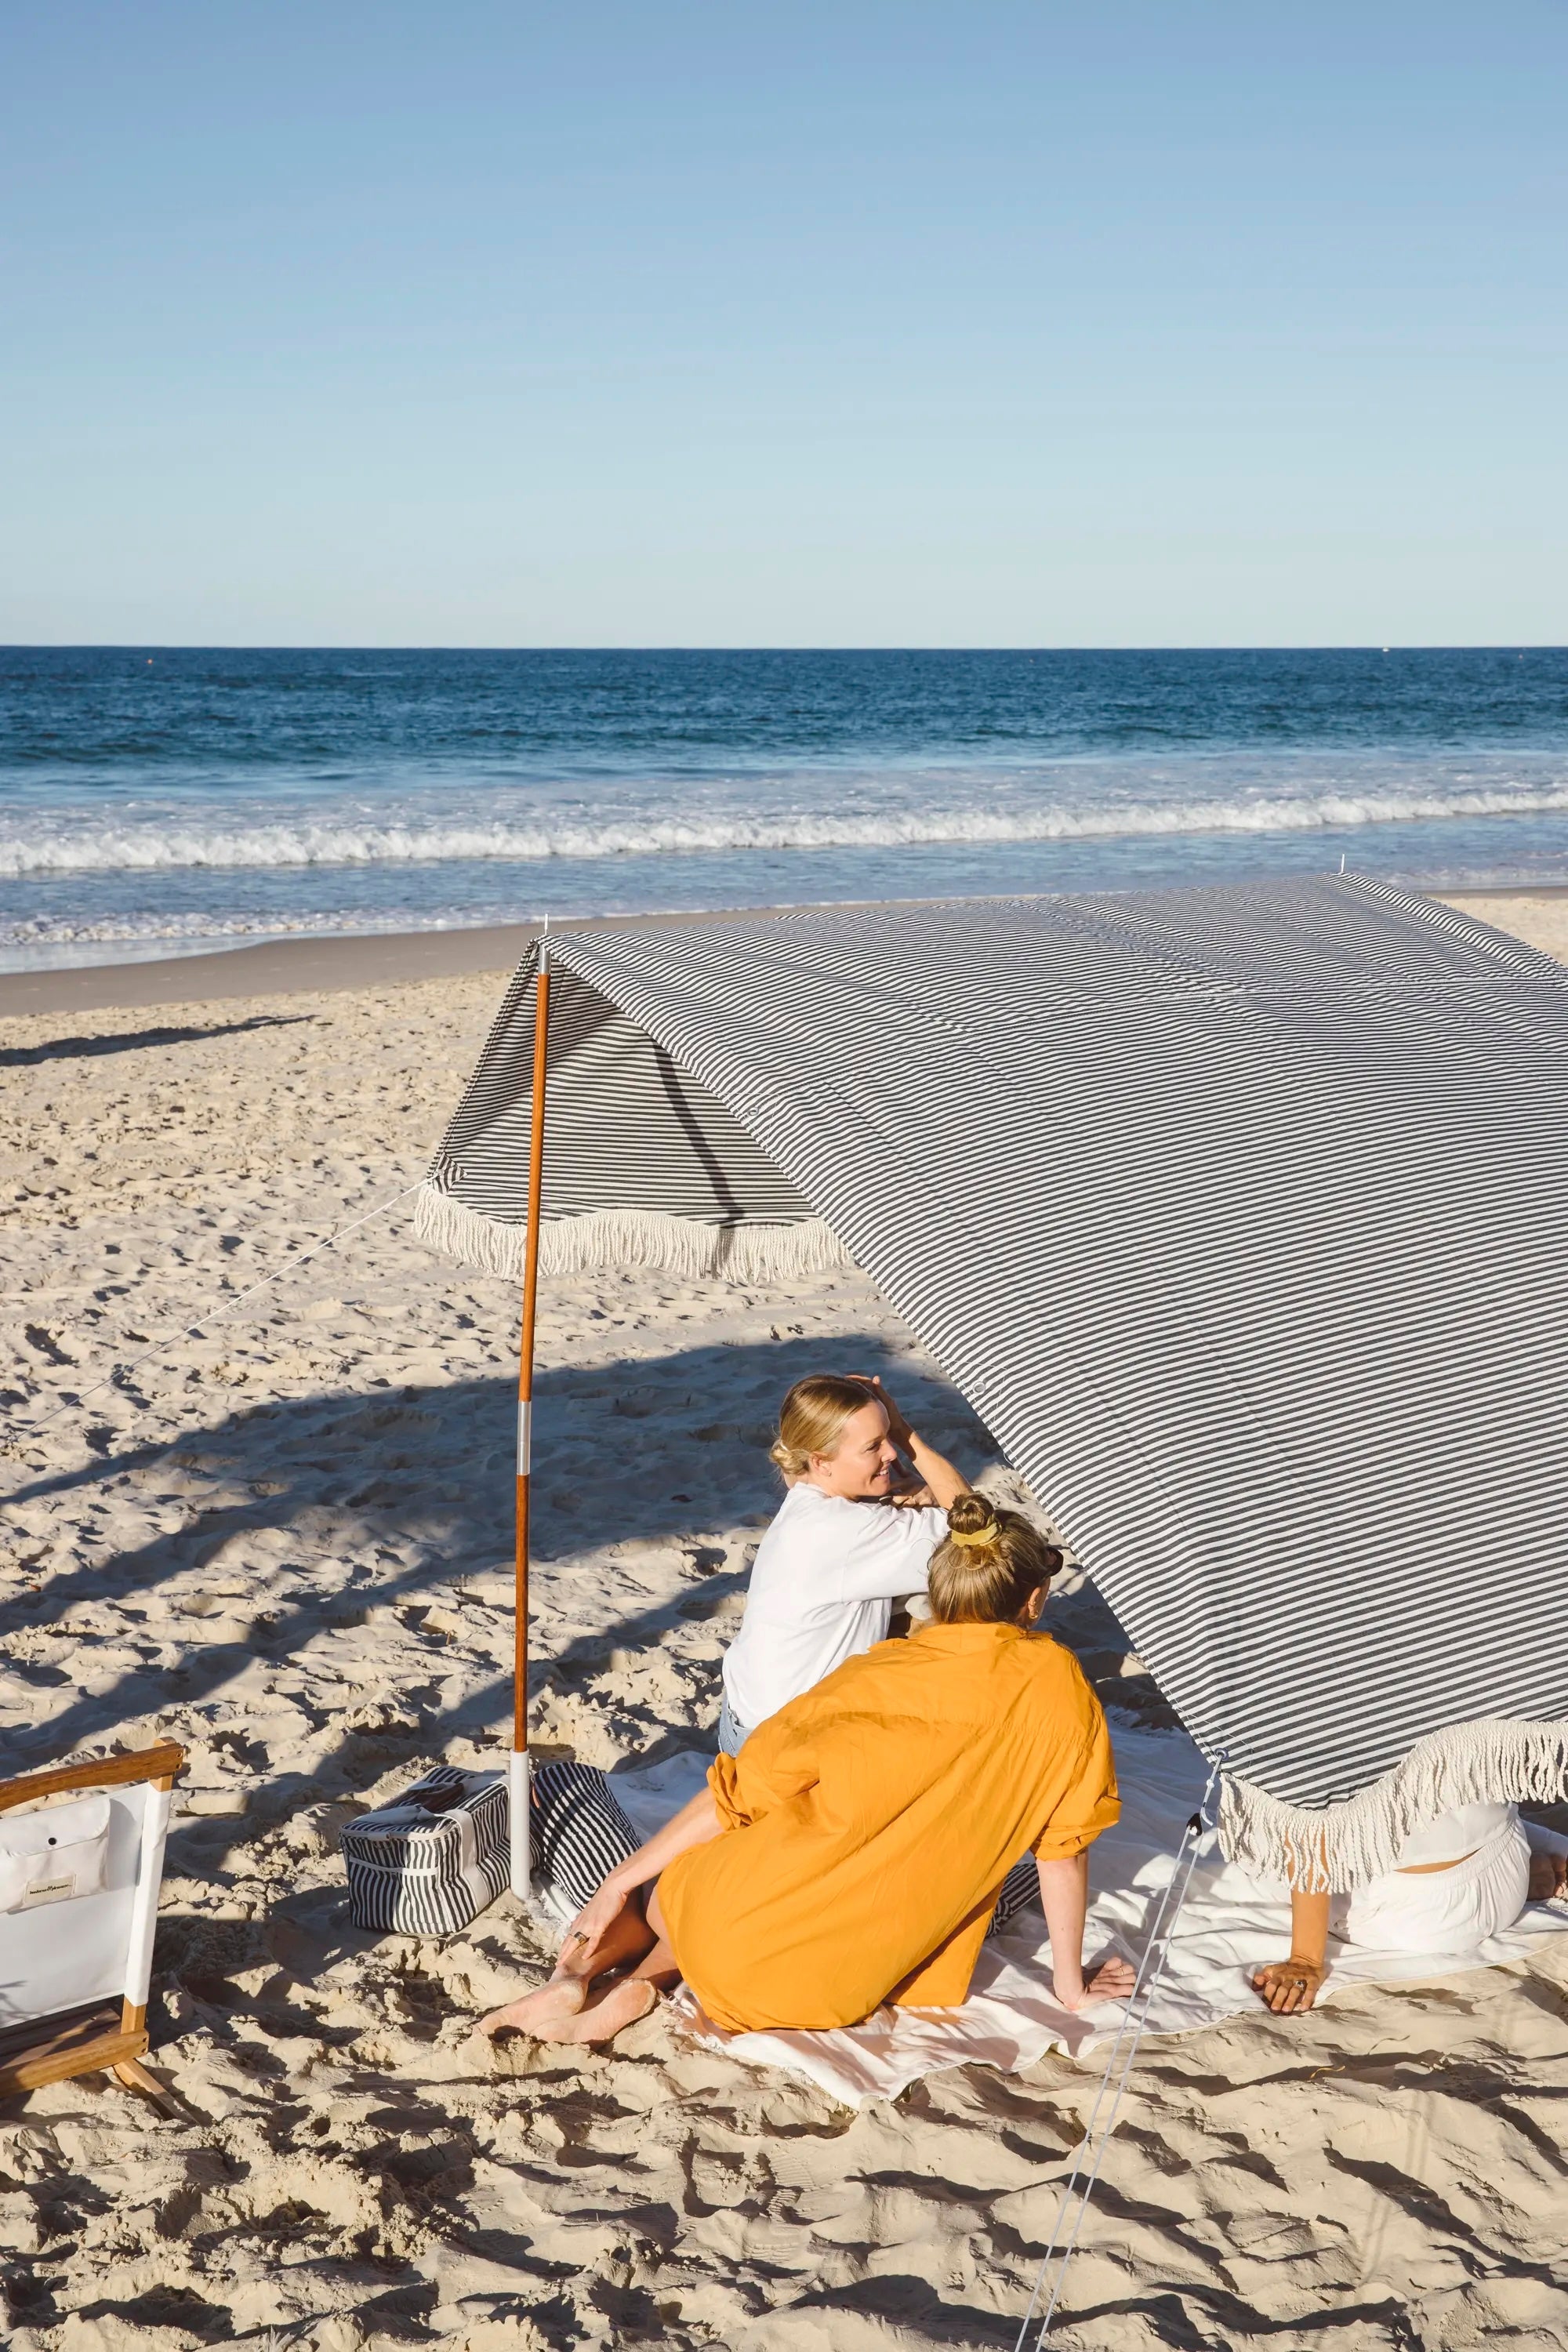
[560,1877,638,1975]
[1053,1951,1136,2011]
[1251,1955,1328,2013]
[851,1373,916,1452]
[883,1458,936,1506]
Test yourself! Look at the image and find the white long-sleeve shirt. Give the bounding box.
[720,1483,947,1732]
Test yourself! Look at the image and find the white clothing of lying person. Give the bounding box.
[717,1373,971,1755]
[1254,1799,1568,2016]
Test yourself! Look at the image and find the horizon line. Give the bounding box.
[2,641,1563,657]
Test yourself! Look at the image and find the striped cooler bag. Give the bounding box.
[342,1766,508,1936]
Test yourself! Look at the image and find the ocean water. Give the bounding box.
[2,646,1566,971]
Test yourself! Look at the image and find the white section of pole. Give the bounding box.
[508,1746,532,1900]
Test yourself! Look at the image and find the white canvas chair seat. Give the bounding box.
[0,1744,183,2101]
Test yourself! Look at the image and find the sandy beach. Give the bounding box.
[3,894,1567,2352]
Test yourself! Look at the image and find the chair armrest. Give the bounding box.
[0,1743,185,1815]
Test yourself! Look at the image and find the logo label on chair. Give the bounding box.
[18,1872,77,1907]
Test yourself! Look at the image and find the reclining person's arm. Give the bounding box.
[1250,1821,1331,2013]
[1251,1889,1330,2013]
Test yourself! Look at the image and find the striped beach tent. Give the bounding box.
[416,875,1568,1889]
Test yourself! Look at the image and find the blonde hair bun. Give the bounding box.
[928,1493,1063,1626]
[945,1492,1001,1548]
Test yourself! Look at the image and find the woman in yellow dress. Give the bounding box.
[479,1492,1133,2045]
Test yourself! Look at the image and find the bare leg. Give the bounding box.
[517,1882,683,2047]
[477,1896,659,2041]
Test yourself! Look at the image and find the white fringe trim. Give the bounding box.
[415,1183,854,1283]
[1220,1715,1568,1893]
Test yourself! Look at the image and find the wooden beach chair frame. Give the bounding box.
[0,1740,184,2103]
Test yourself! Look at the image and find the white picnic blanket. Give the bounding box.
[600,1726,1568,2107]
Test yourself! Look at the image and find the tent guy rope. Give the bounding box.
[1013,1753,1226,2348]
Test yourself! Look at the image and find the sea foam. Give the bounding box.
[5,780,1568,879]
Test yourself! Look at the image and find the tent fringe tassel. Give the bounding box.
[415,1183,855,1285]
[1221,1715,1568,1892]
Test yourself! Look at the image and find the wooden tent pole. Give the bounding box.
[510,940,551,1897]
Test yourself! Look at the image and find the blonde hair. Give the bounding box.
[768,1373,880,1482]
[928,1491,1062,1625]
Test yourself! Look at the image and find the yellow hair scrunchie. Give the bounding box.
[947,1523,998,1548]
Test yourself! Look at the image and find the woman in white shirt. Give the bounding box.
[717,1371,970,1755]
[1252,1802,1568,2014]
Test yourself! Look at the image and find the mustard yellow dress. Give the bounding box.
[659,1620,1120,2033]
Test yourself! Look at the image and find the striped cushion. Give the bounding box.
[531,1762,642,1914]
[989,1855,1040,1937]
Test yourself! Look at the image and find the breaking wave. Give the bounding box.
[6,780,1568,879]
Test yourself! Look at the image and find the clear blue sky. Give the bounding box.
[3,2,1565,647]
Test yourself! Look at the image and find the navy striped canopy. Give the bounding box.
[419,877,1568,1828]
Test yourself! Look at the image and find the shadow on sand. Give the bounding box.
[9,1332,1006,1860]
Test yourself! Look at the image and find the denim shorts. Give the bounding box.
[716,1695,753,1757]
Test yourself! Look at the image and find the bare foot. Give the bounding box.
[476,1974,588,2042]
[539,1976,659,2045]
